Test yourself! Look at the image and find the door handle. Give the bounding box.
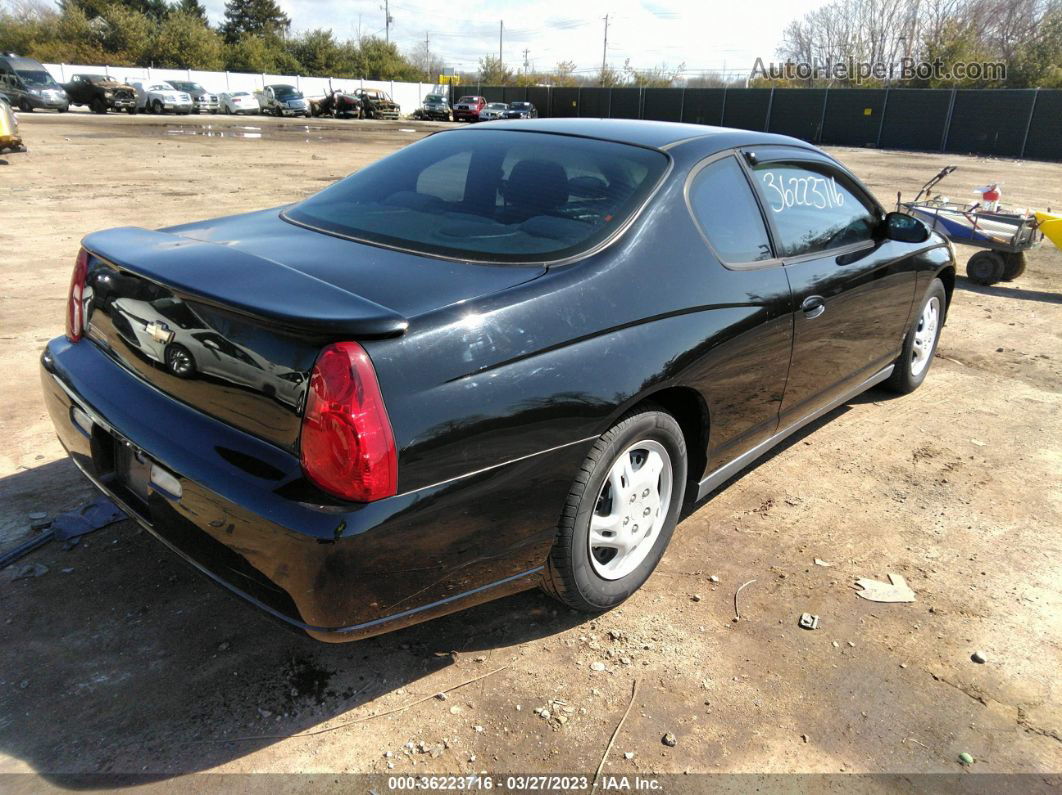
[801,295,826,319]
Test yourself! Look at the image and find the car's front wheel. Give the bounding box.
[543,408,687,612]
[886,277,947,394]
[165,344,196,378]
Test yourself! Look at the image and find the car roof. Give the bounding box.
[477,118,815,152]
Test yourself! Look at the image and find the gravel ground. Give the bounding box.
[0,113,1059,782]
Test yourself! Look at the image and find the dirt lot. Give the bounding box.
[1,113,1059,783]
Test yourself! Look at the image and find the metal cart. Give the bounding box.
[898,166,1041,285]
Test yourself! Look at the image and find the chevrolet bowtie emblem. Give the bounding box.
[147,321,174,345]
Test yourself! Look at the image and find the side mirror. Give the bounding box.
[884,211,930,244]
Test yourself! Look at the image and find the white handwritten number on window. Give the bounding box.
[760,172,845,213]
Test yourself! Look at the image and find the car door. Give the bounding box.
[743,151,919,426]
[684,152,794,471]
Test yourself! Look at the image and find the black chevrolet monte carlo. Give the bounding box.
[41,119,955,642]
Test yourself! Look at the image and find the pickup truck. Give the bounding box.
[62,74,137,114]
[452,95,486,122]
[353,88,400,119]
[254,84,309,117]
[166,80,219,114]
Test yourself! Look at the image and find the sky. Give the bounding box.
[200,0,831,80]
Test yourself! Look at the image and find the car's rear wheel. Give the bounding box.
[543,408,687,612]
[886,278,946,394]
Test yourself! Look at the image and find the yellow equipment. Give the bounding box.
[1034,211,1062,251]
[0,96,24,153]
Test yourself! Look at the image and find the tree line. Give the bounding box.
[0,0,427,80]
[774,0,1062,87]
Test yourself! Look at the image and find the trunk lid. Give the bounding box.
[79,210,544,450]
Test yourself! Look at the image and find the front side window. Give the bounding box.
[285,129,669,263]
[688,156,773,264]
[752,162,878,257]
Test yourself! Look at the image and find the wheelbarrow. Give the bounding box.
[897,166,1056,286]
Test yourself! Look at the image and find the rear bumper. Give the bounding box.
[41,338,586,641]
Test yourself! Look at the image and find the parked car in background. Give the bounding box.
[0,54,68,112]
[62,74,137,114]
[165,80,219,114]
[412,93,451,121]
[131,81,193,115]
[479,102,509,121]
[505,101,538,119]
[255,84,308,117]
[42,119,956,643]
[353,88,400,119]
[218,91,260,115]
[309,89,362,118]
[452,95,485,122]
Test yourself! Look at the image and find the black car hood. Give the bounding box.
[162,207,547,321]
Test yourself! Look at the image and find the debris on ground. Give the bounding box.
[691,594,702,602]
[958,752,974,766]
[733,578,757,621]
[971,651,987,664]
[662,732,677,747]
[798,613,820,630]
[590,661,606,672]
[0,497,126,572]
[52,497,125,544]
[814,558,834,567]
[854,573,917,603]
[624,751,635,759]
[13,562,48,579]
[708,575,719,583]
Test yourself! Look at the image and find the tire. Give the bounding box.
[1001,252,1026,282]
[165,344,196,378]
[126,106,137,115]
[885,278,947,394]
[966,250,1005,285]
[19,99,32,113]
[91,97,107,114]
[542,408,688,612]
[152,100,164,115]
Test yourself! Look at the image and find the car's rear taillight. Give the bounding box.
[65,248,89,342]
[300,341,397,502]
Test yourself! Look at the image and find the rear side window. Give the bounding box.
[285,129,669,263]
[688,156,773,264]
[751,162,878,257]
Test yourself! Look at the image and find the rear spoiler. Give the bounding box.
[81,227,408,338]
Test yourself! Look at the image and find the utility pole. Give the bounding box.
[499,21,504,67]
[522,48,530,74]
[424,32,431,82]
[381,0,392,43]
[600,13,609,85]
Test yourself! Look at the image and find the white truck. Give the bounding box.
[254,84,309,117]
[131,81,193,115]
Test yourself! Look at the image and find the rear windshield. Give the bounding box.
[284,129,669,263]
